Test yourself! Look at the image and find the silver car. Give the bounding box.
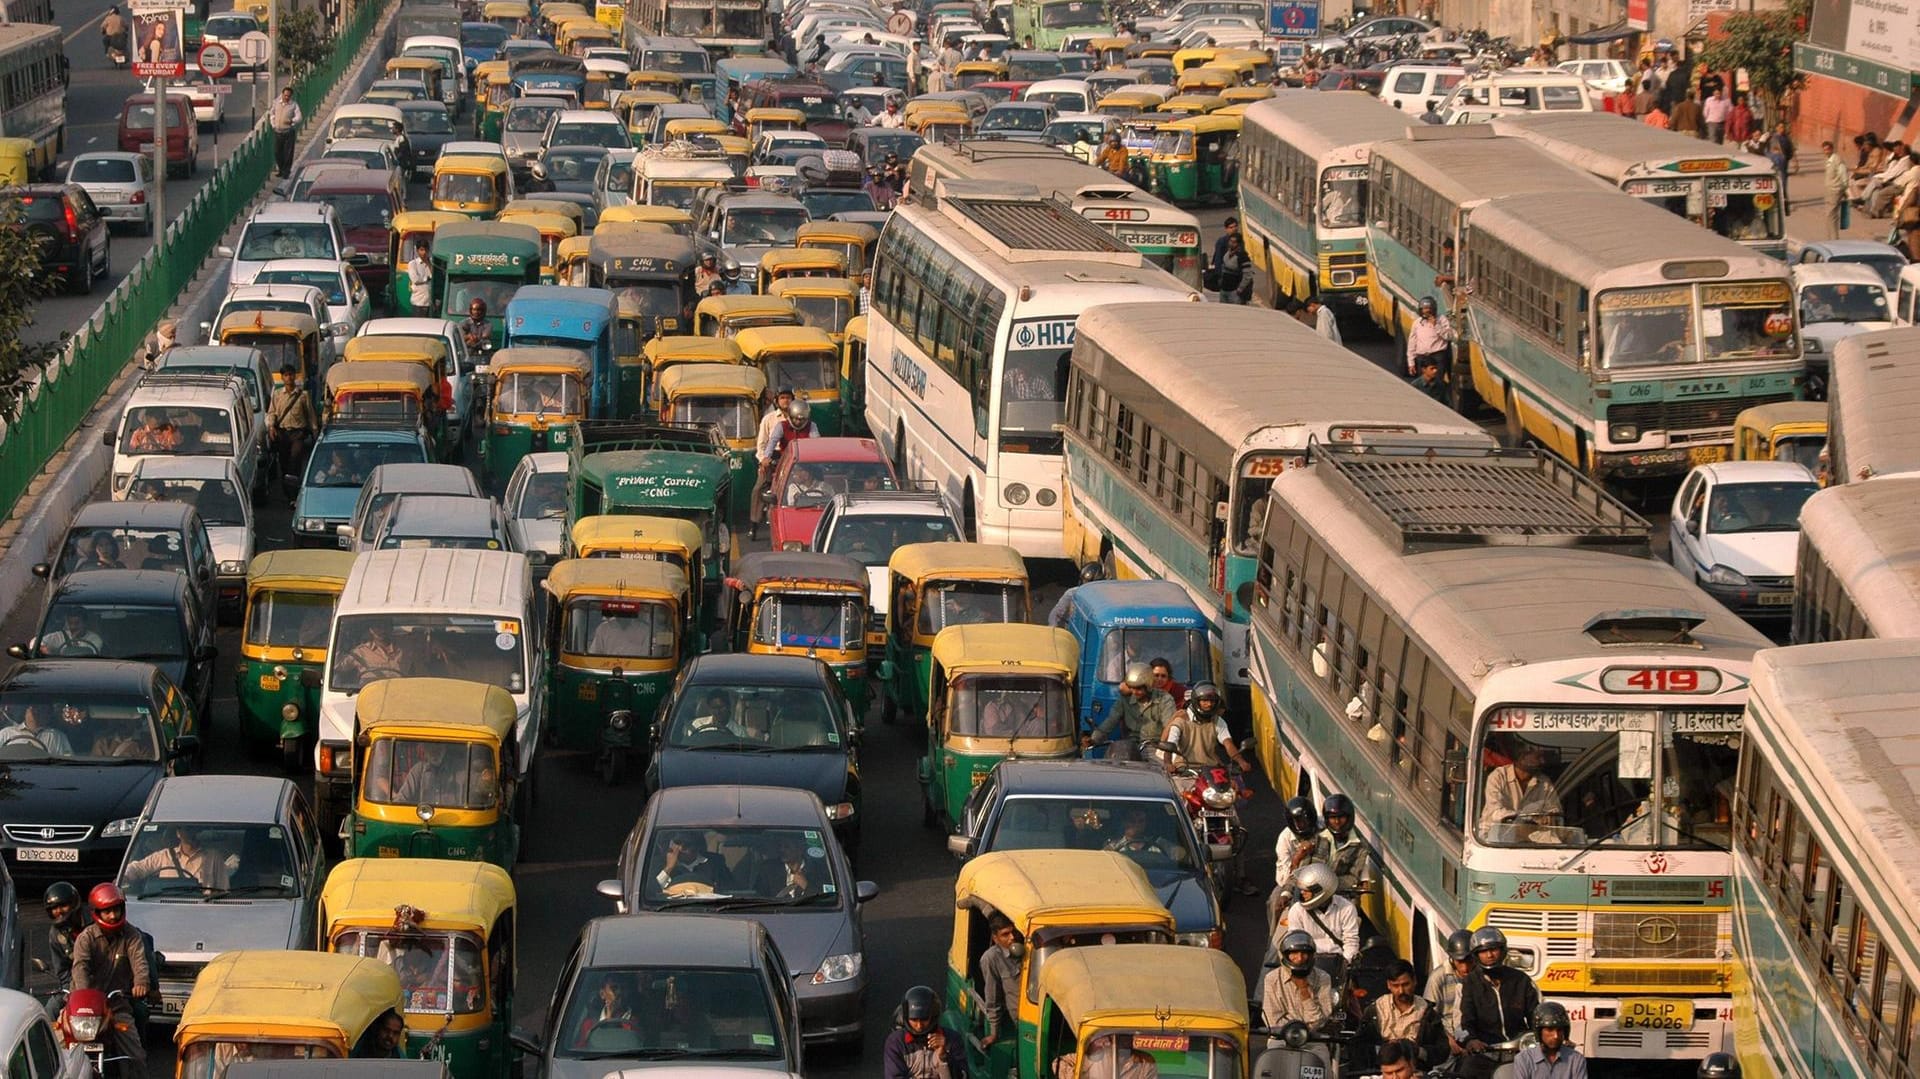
[64,152,153,235]
[503,452,569,572]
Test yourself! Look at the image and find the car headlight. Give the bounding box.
[1003,482,1029,505]
[101,817,141,839]
[812,953,863,984]
[781,541,804,551]
[300,518,324,533]
[825,800,856,820]
[219,560,244,575]
[113,473,130,492]
[1608,422,1640,443]
[1704,564,1751,587]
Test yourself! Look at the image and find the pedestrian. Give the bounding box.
[268,362,317,479]
[1669,91,1703,137]
[907,41,925,94]
[271,87,303,178]
[1780,77,1802,128]
[1824,139,1849,238]
[1211,216,1238,268]
[1726,91,1753,145]
[1409,355,1447,402]
[1766,122,1795,215]
[1640,102,1668,129]
[1404,296,1452,376]
[1304,295,1341,343]
[1702,86,1730,144]
[1214,234,1252,304]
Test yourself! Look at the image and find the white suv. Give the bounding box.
[218,202,355,288]
[105,372,264,499]
[809,488,962,636]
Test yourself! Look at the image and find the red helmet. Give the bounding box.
[86,883,125,932]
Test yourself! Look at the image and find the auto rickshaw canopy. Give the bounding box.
[176,951,404,1047]
[644,335,745,366]
[888,541,1028,583]
[216,309,324,339]
[356,678,518,744]
[341,335,451,371]
[1039,943,1247,1036]
[694,294,799,333]
[599,204,695,233]
[543,557,688,604]
[731,550,866,593]
[325,361,436,402]
[246,549,357,591]
[954,849,1172,935]
[757,246,849,282]
[657,361,767,400]
[732,325,837,360]
[488,347,595,380]
[569,513,706,557]
[931,623,1077,678]
[1157,94,1227,115]
[321,858,516,937]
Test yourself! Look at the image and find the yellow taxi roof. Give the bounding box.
[889,542,1028,582]
[644,335,745,363]
[570,514,705,553]
[956,850,1170,933]
[767,277,859,301]
[322,858,516,933]
[436,154,510,176]
[953,60,1005,73]
[733,325,837,356]
[177,951,402,1044]
[1039,944,1248,1033]
[356,678,518,739]
[246,549,357,588]
[543,557,689,598]
[489,347,594,377]
[795,221,879,245]
[844,314,867,342]
[1097,91,1161,108]
[931,623,1078,674]
[658,361,768,396]
[392,210,466,233]
[696,294,797,321]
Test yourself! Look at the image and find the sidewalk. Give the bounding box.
[1781,151,1905,247]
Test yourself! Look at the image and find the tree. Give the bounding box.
[275,7,330,81]
[0,203,75,424]
[1699,0,1811,116]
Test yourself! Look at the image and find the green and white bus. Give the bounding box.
[1012,0,1106,50]
[1792,475,1920,643]
[1826,328,1920,485]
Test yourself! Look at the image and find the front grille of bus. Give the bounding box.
[1319,252,1367,290]
[1591,911,1722,960]
[1608,394,1794,436]
[1586,965,1723,989]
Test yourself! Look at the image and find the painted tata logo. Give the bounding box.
[1635,916,1679,946]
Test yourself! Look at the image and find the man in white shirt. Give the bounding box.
[1304,296,1342,344]
[1701,87,1731,144]
[1273,862,1361,967]
[874,100,904,128]
[750,388,795,539]
[406,241,432,314]
[1479,742,1564,842]
[1405,297,1453,376]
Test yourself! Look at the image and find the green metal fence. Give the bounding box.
[0,0,392,522]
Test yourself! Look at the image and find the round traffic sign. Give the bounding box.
[886,10,914,35]
[197,41,232,78]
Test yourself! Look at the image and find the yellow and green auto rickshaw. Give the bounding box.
[1170,46,1224,74]
[481,347,593,486]
[386,56,445,104]
[556,234,594,287]
[743,106,808,145]
[618,88,681,148]
[693,294,801,338]
[483,1,527,30]
[495,207,579,283]
[599,203,696,235]
[1151,113,1241,206]
[337,335,457,453]
[754,246,849,295]
[0,136,36,185]
[907,106,972,143]
[919,624,1078,830]
[541,559,692,782]
[945,850,1176,1079]
[766,277,859,346]
[476,63,513,142]
[1028,945,1251,1079]
[211,310,327,394]
[174,951,406,1079]
[1088,38,1132,68]
[1216,48,1274,82]
[342,678,523,867]
[1173,65,1234,95]
[794,220,879,279]
[1156,93,1226,118]
[387,211,466,314]
[323,361,437,437]
[880,543,1030,726]
[712,134,752,179]
[733,326,842,434]
[1219,84,1274,106]
[663,116,729,142]
[236,550,356,772]
[431,154,513,219]
[722,551,873,713]
[641,335,746,416]
[625,68,685,98]
[656,362,766,520]
[953,59,1009,88]
[319,859,517,1079]
[1093,90,1162,120]
[1733,401,1827,474]
[567,513,710,636]
[839,313,868,436]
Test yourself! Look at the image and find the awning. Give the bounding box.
[1568,20,1637,44]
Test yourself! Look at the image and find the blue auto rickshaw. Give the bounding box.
[505,285,620,420]
[1056,580,1214,740]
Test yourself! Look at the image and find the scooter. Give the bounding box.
[1253,1021,1349,1079]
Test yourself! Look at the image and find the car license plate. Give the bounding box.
[1619,998,1694,1031]
[1757,592,1794,606]
[1688,445,1729,465]
[16,847,77,863]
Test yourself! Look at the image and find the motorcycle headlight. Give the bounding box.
[1201,786,1236,809]
[70,1015,102,1042]
[1704,564,1751,587]
[101,816,140,839]
[812,952,863,984]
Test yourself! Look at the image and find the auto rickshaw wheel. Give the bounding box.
[280,735,303,775]
[597,748,622,786]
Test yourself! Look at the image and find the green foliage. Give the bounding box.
[276,7,330,79]
[0,204,74,424]
[1699,0,1807,102]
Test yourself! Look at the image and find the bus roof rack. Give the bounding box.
[927,180,1140,264]
[1305,438,1652,554]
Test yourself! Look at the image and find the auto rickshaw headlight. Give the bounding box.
[417,803,437,823]
[607,710,633,731]
[272,665,288,678]
[281,703,301,721]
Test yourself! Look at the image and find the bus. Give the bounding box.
[1246,439,1774,1061]
[1013,0,1107,50]
[1792,475,1920,643]
[863,182,1197,559]
[905,140,1206,289]
[1491,113,1786,259]
[1058,301,1490,692]
[627,0,763,55]
[1731,639,1920,1079]
[0,0,53,23]
[0,23,63,178]
[1826,328,1920,485]
[1237,90,1411,316]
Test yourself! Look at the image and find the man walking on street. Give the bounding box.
[1702,87,1730,144]
[1824,140,1849,238]
[1669,91,1703,137]
[271,87,302,178]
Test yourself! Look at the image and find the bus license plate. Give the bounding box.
[1619,999,1694,1031]
[15,847,77,863]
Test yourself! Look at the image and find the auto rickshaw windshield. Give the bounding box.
[435,172,496,204]
[677,396,755,439]
[663,686,838,750]
[121,822,297,899]
[563,597,677,657]
[245,588,337,649]
[333,929,486,1015]
[638,825,842,907]
[558,967,783,1059]
[613,283,681,317]
[497,372,584,415]
[951,675,1072,738]
[328,613,525,693]
[1070,1032,1241,1077]
[180,1039,338,1077]
[1777,435,1824,473]
[361,737,500,810]
[752,593,861,649]
[1095,627,1208,685]
[786,295,850,333]
[917,582,1023,635]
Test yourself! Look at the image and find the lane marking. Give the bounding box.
[64,10,109,45]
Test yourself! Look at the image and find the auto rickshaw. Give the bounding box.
[542,559,693,781]
[319,859,517,1079]
[387,56,445,104]
[570,449,733,589]
[324,362,437,444]
[1151,114,1241,206]
[722,551,873,712]
[175,951,407,1079]
[339,336,457,452]
[880,543,1031,726]
[642,335,746,415]
[493,210,576,284]
[600,204,696,235]
[1734,401,1828,475]
[626,68,685,98]
[387,211,466,315]
[568,514,707,589]
[237,550,356,772]
[1093,90,1161,120]
[664,116,729,142]
[433,222,541,349]
[1219,84,1274,105]
[945,850,1176,1079]
[1217,48,1275,82]
[556,234,593,287]
[1030,945,1250,1079]
[476,63,513,141]
[954,59,1009,88]
[1157,94,1226,117]
[767,277,859,345]
[734,326,842,435]
[580,68,616,111]
[919,624,1079,830]
[211,310,327,394]
[483,0,527,29]
[656,362,765,520]
[342,678,523,867]
[712,134,752,179]
[794,220,879,279]
[481,347,593,486]
[1170,46,1224,74]
[907,106,972,142]
[839,313,867,435]
[432,154,512,218]
[1174,66,1235,95]
[754,247,849,294]
[693,294,801,338]
[743,107,808,146]
[1089,38,1132,69]
[617,88,680,147]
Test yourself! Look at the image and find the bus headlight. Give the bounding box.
[1803,338,1822,354]
[1036,488,1057,507]
[1608,422,1640,443]
[1003,482,1030,505]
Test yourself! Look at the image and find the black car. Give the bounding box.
[11,570,218,721]
[0,660,200,881]
[35,500,219,627]
[530,146,610,196]
[3,184,111,294]
[397,100,457,175]
[951,759,1224,946]
[646,654,862,848]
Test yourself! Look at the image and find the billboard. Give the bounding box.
[130,1,186,78]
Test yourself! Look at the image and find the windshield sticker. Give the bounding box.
[752,1034,776,1047]
[496,620,519,634]
[804,830,821,843]
[281,874,294,888]
[826,731,841,744]
[268,826,283,839]
[495,633,516,651]
[806,846,826,859]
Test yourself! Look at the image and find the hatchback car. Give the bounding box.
[36,499,218,623]
[1793,238,1909,290]
[339,462,486,552]
[118,775,328,1022]
[1794,261,1893,390]
[364,494,509,552]
[1667,460,1820,620]
[809,488,960,620]
[543,110,631,153]
[17,570,218,719]
[120,457,254,617]
[397,100,457,174]
[62,153,154,236]
[503,452,570,570]
[0,988,83,1077]
[503,97,572,173]
[767,437,898,552]
[301,174,402,295]
[532,145,610,195]
[294,424,434,546]
[601,786,877,1044]
[220,203,353,289]
[253,258,374,342]
[3,184,110,293]
[172,67,227,128]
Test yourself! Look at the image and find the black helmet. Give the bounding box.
[901,985,939,1024]
[1285,796,1318,837]
[1698,1053,1740,1079]
[1531,1001,1571,1033]
[1077,561,1104,584]
[1189,682,1223,720]
[1468,926,1508,968]
[1419,295,1438,314]
[1444,929,1473,963]
[1322,793,1355,838]
[1278,930,1316,976]
[42,881,79,920]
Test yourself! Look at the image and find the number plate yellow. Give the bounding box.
[1688,445,1729,465]
[1619,999,1694,1031]
[258,675,282,691]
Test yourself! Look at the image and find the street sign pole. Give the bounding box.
[153,73,165,238]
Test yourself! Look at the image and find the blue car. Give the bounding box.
[1055,579,1212,739]
[293,423,432,546]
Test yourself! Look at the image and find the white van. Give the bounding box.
[315,548,543,826]
[107,371,263,499]
[1896,263,1920,326]
[1439,70,1594,121]
[1377,62,1466,113]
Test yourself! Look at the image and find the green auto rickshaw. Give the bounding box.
[642,336,745,417]
[919,623,1079,831]
[481,347,593,487]
[388,211,466,314]
[839,314,868,437]
[1150,113,1241,206]
[880,543,1031,726]
[236,550,357,772]
[721,551,873,716]
[734,325,843,435]
[432,222,541,348]
[568,514,709,638]
[655,362,765,522]
[1029,945,1250,1079]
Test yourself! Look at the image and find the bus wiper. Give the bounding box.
[1556,808,1726,870]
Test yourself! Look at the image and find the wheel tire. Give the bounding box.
[71,250,92,295]
[880,689,897,725]
[280,737,303,775]
[921,792,936,828]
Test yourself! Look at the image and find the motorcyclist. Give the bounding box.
[1083,662,1172,761]
[1423,929,1473,1057]
[1268,796,1322,931]
[881,985,967,1079]
[1512,1001,1586,1079]
[100,6,126,61]
[1456,927,1540,1079]
[1157,681,1253,775]
[1273,862,1361,971]
[1260,930,1338,1032]
[43,882,84,992]
[1320,792,1379,908]
[70,883,150,1078]
[461,299,493,356]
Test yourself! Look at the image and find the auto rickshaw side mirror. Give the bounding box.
[171,734,201,760]
[946,834,971,858]
[855,880,879,902]
[198,320,214,334]
[509,1030,544,1057]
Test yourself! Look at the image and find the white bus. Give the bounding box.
[1246,440,1772,1060]
[1827,328,1920,485]
[863,181,1198,558]
[1792,475,1920,643]
[1491,113,1786,258]
[1059,302,1489,689]
[1731,639,1920,1079]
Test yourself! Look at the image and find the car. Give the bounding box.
[294,423,434,547]
[64,152,155,236]
[531,145,610,195]
[209,286,343,369]
[118,776,328,1022]
[1308,13,1435,51]
[119,457,254,617]
[1377,62,1468,113]
[36,499,219,623]
[199,10,263,67]
[693,191,811,275]
[1023,79,1090,115]
[1042,113,1114,153]
[357,317,480,429]
[339,462,485,553]
[809,488,960,618]
[460,20,509,66]
[514,915,804,1078]
[1556,58,1632,95]
[503,96,572,173]
[363,494,508,552]
[592,148,636,213]
[116,92,199,178]
[502,452,570,571]
[601,786,878,1043]
[1439,70,1593,118]
[105,370,262,501]
[279,160,367,202]
[751,131,829,168]
[397,100,457,174]
[1794,262,1893,388]
[768,437,898,552]
[363,78,431,105]
[18,569,219,720]
[318,136,405,176]
[0,988,80,1073]
[254,258,374,343]
[950,759,1225,946]
[325,104,412,178]
[3,184,110,293]
[220,203,354,289]
[646,654,863,846]
[1793,238,1910,291]
[301,174,402,294]
[542,109,631,153]
[1667,460,1819,620]
[172,67,227,128]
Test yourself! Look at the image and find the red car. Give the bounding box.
[301,171,402,295]
[769,437,899,551]
[968,81,1036,106]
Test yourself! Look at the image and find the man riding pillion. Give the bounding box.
[1268,796,1322,931]
[1319,793,1378,910]
[43,882,84,993]
[70,883,150,1078]
[1261,930,1338,1032]
[1082,662,1172,761]
[1423,929,1474,1058]
[1274,862,1360,971]
[1456,926,1541,1079]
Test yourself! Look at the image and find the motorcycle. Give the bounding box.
[101,22,128,68]
[56,988,133,1079]
[1166,757,1251,900]
[1427,1034,1536,1079]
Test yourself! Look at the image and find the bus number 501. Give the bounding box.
[1600,667,1722,694]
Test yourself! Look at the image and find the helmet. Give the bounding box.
[1698,1053,1741,1079]
[1188,682,1223,720]
[1531,1001,1571,1034]
[1122,662,1153,689]
[1322,793,1355,838]
[87,883,125,933]
[1419,295,1438,314]
[1278,930,1316,976]
[1468,925,1508,967]
[43,882,79,922]
[1284,796,1318,837]
[786,397,811,424]
[901,985,939,1024]
[1444,929,1473,963]
[1293,862,1336,911]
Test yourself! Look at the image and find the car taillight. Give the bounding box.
[129,190,146,204]
[63,201,77,238]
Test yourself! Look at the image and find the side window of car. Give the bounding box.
[7,1039,28,1079]
[23,1018,59,1079]
[286,794,316,876]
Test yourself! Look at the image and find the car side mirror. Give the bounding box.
[216,245,234,258]
[336,524,355,544]
[30,563,48,578]
[946,834,971,858]
[595,878,623,901]
[5,645,25,660]
[340,246,358,260]
[855,880,879,902]
[509,1030,543,1057]
[329,322,352,335]
[194,644,217,663]
[102,430,115,447]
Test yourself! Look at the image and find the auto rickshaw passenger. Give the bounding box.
[353,1009,408,1059]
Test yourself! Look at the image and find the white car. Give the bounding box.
[0,989,87,1079]
[809,488,961,620]
[1668,460,1819,621]
[120,457,254,614]
[1557,58,1632,95]
[1794,262,1892,385]
[357,316,479,437]
[253,258,373,345]
[502,451,570,571]
[172,67,227,128]
[542,109,630,154]
[219,203,353,288]
[64,152,154,235]
[107,371,263,499]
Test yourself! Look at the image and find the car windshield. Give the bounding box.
[405,109,455,135]
[223,333,304,374]
[314,192,391,230]
[826,513,957,565]
[645,49,709,73]
[676,395,755,439]
[57,526,189,577]
[333,117,400,140]
[507,106,561,132]
[988,795,1199,870]
[664,684,840,750]
[947,674,1073,738]
[514,470,570,520]
[37,601,184,663]
[605,159,635,192]
[333,928,487,1015]
[124,104,187,129]
[1095,627,1209,685]
[558,966,784,1060]
[553,124,626,149]
[1800,283,1889,324]
[1707,480,1817,534]
[1837,253,1906,289]
[127,475,244,527]
[328,613,525,693]
[723,207,808,247]
[751,592,862,649]
[119,405,235,456]
[257,269,348,305]
[360,736,500,809]
[640,824,843,907]
[244,587,338,650]
[305,440,427,489]
[119,822,298,898]
[981,107,1046,131]
[799,190,873,217]
[0,691,160,763]
[323,149,387,170]
[782,459,894,507]
[497,371,583,415]
[71,158,137,183]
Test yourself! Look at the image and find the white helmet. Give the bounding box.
[1293,862,1336,911]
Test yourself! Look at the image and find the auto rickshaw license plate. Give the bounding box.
[1619,999,1694,1030]
[1688,445,1729,465]
[970,770,989,788]
[259,674,283,691]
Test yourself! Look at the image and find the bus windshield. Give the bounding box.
[1041,0,1104,26]
[1596,283,1796,368]
[1000,340,1068,454]
[1319,166,1366,229]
